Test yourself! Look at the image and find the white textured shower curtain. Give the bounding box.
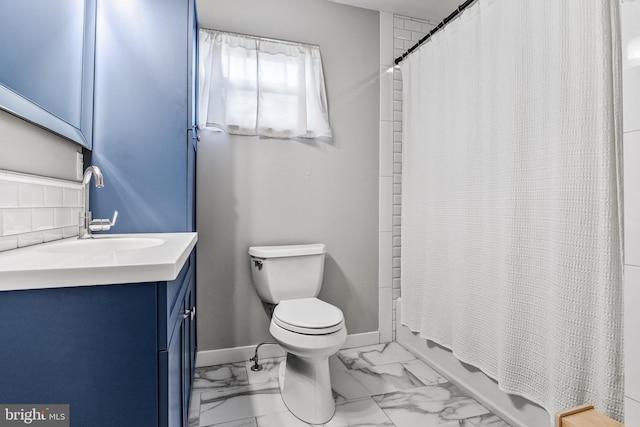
[400,0,624,422]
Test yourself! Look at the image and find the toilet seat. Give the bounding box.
[273,298,344,335]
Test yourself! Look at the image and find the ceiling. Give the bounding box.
[321,0,463,22]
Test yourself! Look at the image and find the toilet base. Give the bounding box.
[278,354,335,425]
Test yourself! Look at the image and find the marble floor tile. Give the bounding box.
[194,362,249,390]
[245,357,284,385]
[199,382,288,426]
[256,397,395,427]
[190,343,512,427]
[255,410,309,427]
[373,382,490,427]
[189,391,201,427]
[325,397,395,427]
[328,356,373,401]
[345,362,426,396]
[337,342,416,370]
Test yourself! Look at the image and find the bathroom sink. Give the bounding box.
[37,236,165,255]
[0,232,197,291]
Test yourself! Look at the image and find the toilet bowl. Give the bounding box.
[248,244,347,424]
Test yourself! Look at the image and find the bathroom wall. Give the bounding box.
[0,109,81,181]
[0,98,84,251]
[622,0,640,424]
[379,12,435,343]
[196,0,380,351]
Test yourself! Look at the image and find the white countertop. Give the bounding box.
[0,232,197,291]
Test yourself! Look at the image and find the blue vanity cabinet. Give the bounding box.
[160,251,197,427]
[0,252,196,427]
[91,0,197,234]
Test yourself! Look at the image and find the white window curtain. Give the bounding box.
[198,29,332,139]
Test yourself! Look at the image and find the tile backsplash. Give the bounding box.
[0,170,82,252]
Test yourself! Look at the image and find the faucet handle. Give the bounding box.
[110,210,118,227]
[89,210,118,232]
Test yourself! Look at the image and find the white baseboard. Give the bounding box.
[343,331,380,349]
[196,331,380,368]
[195,342,286,367]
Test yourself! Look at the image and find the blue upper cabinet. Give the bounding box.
[92,0,197,233]
[0,0,96,149]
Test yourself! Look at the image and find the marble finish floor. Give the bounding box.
[188,342,512,427]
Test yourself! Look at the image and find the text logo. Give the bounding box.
[0,405,68,427]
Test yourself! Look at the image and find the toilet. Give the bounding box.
[248,243,347,425]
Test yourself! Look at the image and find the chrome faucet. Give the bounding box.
[78,166,118,239]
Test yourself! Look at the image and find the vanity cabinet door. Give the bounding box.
[0,283,159,427]
[182,275,196,426]
[160,301,186,427]
[159,251,195,427]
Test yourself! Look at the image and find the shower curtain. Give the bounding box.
[400,0,624,422]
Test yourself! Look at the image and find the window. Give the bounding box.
[198,29,332,139]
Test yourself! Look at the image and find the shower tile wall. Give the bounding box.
[379,13,435,342]
[0,170,82,252]
[622,0,640,424]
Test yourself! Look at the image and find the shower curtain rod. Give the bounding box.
[394,0,477,65]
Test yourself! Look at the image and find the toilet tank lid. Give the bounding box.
[249,243,326,258]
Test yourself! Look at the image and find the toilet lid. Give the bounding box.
[273,298,344,335]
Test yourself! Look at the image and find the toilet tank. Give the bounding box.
[248,244,326,304]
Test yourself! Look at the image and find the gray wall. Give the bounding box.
[0,109,81,181]
[196,0,380,350]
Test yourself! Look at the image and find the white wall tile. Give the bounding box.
[393,162,402,174]
[44,186,64,207]
[404,20,423,32]
[71,208,81,226]
[0,181,18,208]
[43,228,63,243]
[411,31,426,42]
[33,208,54,231]
[0,235,18,252]
[624,131,640,266]
[626,397,640,427]
[626,266,640,400]
[18,232,43,248]
[394,28,411,40]
[379,177,392,232]
[622,0,640,133]
[62,226,78,238]
[0,172,81,250]
[379,232,392,288]
[18,184,44,207]
[54,208,73,228]
[63,188,82,207]
[3,209,31,235]
[422,23,436,33]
